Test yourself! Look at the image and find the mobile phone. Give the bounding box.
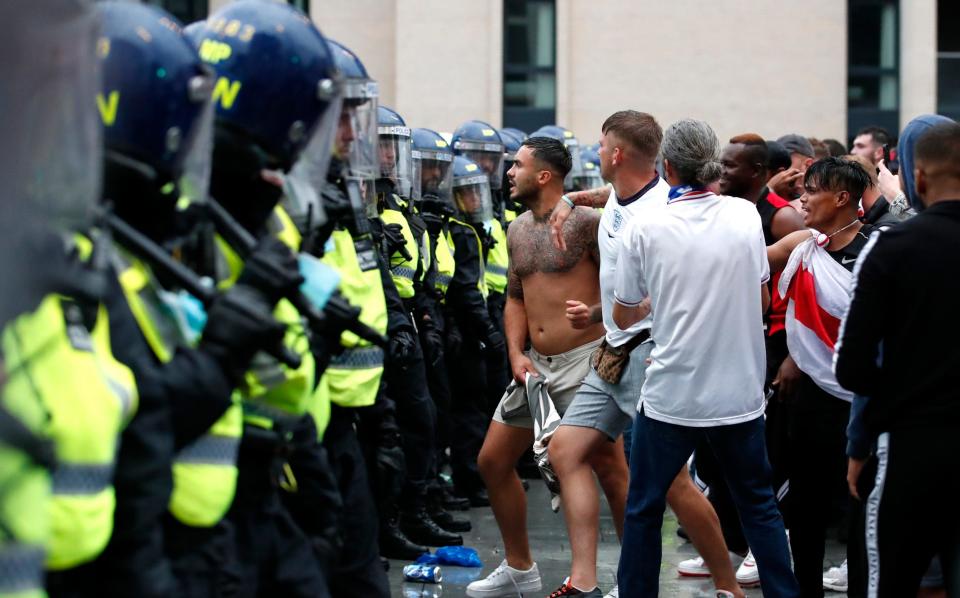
[882,143,899,175]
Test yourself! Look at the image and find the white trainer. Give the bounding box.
[735,550,760,586]
[678,552,744,578]
[603,584,619,598]
[822,560,848,592]
[465,559,542,597]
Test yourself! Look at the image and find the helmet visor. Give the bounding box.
[336,81,379,218]
[453,174,493,224]
[177,70,217,205]
[377,125,414,198]
[0,0,101,231]
[459,149,505,191]
[413,151,454,212]
[571,170,604,192]
[282,79,344,233]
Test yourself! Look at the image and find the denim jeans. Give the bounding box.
[617,410,799,598]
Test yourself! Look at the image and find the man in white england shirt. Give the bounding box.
[548,111,743,598]
[611,119,798,598]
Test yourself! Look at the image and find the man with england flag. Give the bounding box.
[766,157,876,595]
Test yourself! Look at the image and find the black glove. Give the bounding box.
[444,318,463,358]
[482,325,506,354]
[419,322,444,368]
[388,328,418,368]
[382,222,412,262]
[200,284,287,380]
[236,237,303,305]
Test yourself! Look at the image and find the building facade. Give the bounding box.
[160,0,957,144]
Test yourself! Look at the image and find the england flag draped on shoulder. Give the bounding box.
[778,232,855,402]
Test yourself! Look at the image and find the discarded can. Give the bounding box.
[403,564,442,584]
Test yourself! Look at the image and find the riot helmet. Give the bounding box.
[97,1,216,240]
[451,120,504,191]
[194,0,341,233]
[377,106,414,199]
[573,146,604,190]
[411,128,454,216]
[327,39,379,220]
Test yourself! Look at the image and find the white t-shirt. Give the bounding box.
[614,190,769,427]
[598,177,670,346]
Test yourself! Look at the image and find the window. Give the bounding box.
[148,0,208,24]
[289,0,311,16]
[503,0,556,133]
[847,0,899,142]
[938,1,960,121]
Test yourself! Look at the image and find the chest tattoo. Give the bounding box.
[509,211,598,279]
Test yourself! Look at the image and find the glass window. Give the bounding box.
[503,0,556,131]
[938,1,960,120]
[847,0,899,141]
[148,0,208,24]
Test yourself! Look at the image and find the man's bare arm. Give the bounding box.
[567,185,612,208]
[612,297,651,330]
[504,230,536,382]
[767,229,809,273]
[549,190,604,252]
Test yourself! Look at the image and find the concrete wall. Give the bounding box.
[556,0,848,145]
[900,0,938,129]
[309,0,502,134]
[207,0,940,142]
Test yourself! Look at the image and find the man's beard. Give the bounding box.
[512,181,537,206]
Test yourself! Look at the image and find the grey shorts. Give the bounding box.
[560,339,653,440]
[492,338,602,429]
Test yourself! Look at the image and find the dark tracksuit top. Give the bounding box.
[836,200,960,439]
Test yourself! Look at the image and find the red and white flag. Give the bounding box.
[778,234,855,402]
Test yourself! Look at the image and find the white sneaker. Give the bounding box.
[735,550,760,586]
[822,560,848,592]
[603,585,619,598]
[678,552,744,578]
[466,559,542,597]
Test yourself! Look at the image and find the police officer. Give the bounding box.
[0,3,134,596]
[444,155,506,505]
[192,2,344,595]
[94,4,299,596]
[409,128,475,526]
[374,107,464,548]
[312,39,391,598]
[451,121,510,427]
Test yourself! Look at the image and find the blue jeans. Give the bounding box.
[617,410,799,598]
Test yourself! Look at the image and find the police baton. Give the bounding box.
[103,212,303,369]
[204,197,388,348]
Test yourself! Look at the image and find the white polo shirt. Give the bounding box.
[598,176,670,347]
[614,190,769,427]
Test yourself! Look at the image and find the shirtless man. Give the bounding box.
[466,136,607,598]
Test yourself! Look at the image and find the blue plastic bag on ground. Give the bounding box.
[415,546,482,567]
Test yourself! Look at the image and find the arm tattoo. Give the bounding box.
[568,185,610,208]
[506,222,524,300]
[507,264,524,299]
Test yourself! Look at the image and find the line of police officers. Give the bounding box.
[0,1,608,596]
